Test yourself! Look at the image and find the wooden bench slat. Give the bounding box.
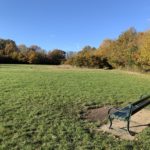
[132,99,150,115]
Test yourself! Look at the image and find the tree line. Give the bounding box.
[0,40,66,65]
[0,27,150,71]
[66,28,150,71]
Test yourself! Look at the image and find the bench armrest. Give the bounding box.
[108,104,133,115]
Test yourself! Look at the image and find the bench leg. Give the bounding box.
[127,120,131,135]
[109,116,112,129]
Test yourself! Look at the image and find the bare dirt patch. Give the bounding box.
[81,106,110,122]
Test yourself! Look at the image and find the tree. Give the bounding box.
[27,50,38,64]
[97,28,138,68]
[66,51,76,59]
[66,45,112,68]
[0,39,18,55]
[138,31,150,67]
[18,44,28,52]
[29,45,43,52]
[114,27,138,67]
[48,49,66,65]
[17,52,27,63]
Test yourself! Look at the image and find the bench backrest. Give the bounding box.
[131,95,150,115]
[132,95,150,106]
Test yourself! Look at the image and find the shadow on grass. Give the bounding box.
[120,123,150,136]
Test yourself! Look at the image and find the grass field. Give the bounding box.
[0,64,150,150]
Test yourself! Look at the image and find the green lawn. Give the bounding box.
[0,64,150,150]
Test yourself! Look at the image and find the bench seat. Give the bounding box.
[110,106,131,121]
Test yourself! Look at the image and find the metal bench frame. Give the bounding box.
[108,95,150,135]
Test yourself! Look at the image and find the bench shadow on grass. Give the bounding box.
[120,123,150,136]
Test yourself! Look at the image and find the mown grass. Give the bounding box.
[0,64,150,150]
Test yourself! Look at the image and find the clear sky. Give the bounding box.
[0,0,150,51]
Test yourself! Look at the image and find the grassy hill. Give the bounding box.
[0,65,150,149]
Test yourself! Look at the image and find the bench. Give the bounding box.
[108,95,150,135]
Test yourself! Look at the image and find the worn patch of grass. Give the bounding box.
[0,64,150,149]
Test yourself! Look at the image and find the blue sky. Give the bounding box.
[0,0,150,51]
